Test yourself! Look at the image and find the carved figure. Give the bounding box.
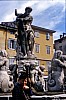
[0,50,14,92]
[31,65,45,92]
[15,7,34,56]
[48,50,66,91]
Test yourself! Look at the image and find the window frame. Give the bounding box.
[8,38,16,50]
[35,43,40,53]
[9,57,16,65]
[34,30,40,38]
[46,45,51,54]
[46,33,50,40]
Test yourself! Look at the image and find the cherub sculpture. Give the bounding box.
[31,65,45,92]
[0,50,14,92]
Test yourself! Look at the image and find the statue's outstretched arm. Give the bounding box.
[54,59,66,68]
[15,9,24,18]
[15,9,21,16]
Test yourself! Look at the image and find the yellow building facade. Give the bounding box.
[0,23,56,75]
[0,24,16,57]
[32,26,55,75]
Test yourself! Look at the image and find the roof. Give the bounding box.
[0,23,17,31]
[1,22,17,28]
[54,36,66,43]
[32,25,56,33]
[0,21,56,33]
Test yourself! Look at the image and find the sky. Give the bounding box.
[0,0,66,41]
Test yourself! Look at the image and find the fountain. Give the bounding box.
[15,6,46,95]
[12,7,66,99]
[0,7,66,100]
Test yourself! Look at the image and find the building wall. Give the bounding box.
[0,29,5,50]
[6,30,16,57]
[36,32,53,57]
[34,31,53,61]
[54,38,66,55]
[0,26,54,76]
[33,29,54,75]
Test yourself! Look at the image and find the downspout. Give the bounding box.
[5,27,7,50]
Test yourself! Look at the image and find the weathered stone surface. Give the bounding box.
[48,50,66,91]
[0,50,14,92]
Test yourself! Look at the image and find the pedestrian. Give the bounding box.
[12,72,30,100]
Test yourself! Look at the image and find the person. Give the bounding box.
[12,72,30,100]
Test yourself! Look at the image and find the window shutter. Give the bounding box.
[14,40,17,49]
[8,39,10,49]
[35,44,40,53]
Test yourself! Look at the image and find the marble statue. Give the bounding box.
[31,65,45,92]
[15,7,34,57]
[48,50,66,91]
[0,50,14,92]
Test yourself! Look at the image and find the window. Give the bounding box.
[46,45,51,54]
[59,46,62,51]
[35,44,40,53]
[9,57,16,65]
[46,33,50,40]
[8,39,16,50]
[9,30,15,34]
[34,30,39,38]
